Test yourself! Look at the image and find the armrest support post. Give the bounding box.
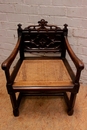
[75,68,82,83]
[5,69,11,84]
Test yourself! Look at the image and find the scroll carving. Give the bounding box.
[25,19,61,31]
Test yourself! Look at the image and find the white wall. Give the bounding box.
[0,0,87,84]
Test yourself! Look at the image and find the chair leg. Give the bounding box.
[67,93,77,116]
[10,92,19,117]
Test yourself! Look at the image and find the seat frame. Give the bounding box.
[1,19,84,116]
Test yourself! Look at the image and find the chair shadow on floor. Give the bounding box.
[18,95,67,117]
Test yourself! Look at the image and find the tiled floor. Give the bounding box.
[0,68,87,130]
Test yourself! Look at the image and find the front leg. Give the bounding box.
[10,92,19,116]
[67,93,77,116]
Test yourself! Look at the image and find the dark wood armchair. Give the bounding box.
[1,19,84,116]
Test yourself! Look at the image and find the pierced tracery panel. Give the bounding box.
[21,19,64,53]
[23,33,63,52]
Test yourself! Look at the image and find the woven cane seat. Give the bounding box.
[13,59,73,87]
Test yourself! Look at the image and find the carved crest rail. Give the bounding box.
[18,19,67,55]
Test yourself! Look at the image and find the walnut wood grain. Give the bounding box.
[64,36,84,70]
[1,36,21,70]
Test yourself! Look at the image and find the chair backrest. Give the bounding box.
[18,19,68,58]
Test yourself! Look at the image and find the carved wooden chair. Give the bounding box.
[1,19,84,116]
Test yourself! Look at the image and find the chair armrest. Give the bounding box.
[1,36,21,70]
[64,36,84,83]
[64,36,84,70]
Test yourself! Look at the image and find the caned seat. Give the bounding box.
[13,59,73,88]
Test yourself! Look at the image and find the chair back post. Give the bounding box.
[17,24,24,59]
[17,24,22,38]
[63,24,68,37]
